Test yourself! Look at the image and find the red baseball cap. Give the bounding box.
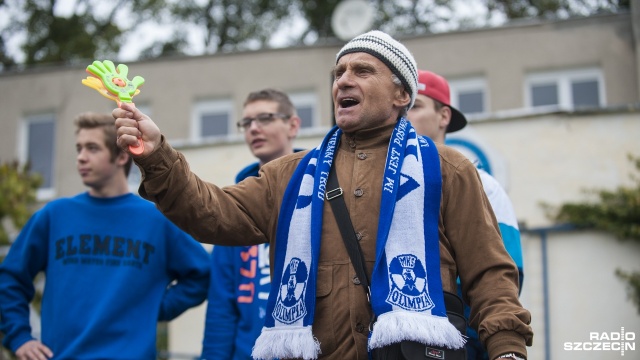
[417,70,467,133]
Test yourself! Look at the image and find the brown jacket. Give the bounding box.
[137,123,533,359]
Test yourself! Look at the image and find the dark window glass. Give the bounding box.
[28,119,55,188]
[531,83,558,107]
[572,79,600,108]
[201,112,229,137]
[296,106,313,128]
[458,90,484,114]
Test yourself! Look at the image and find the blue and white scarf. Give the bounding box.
[252,119,466,360]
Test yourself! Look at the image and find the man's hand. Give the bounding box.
[15,340,53,360]
[113,102,161,157]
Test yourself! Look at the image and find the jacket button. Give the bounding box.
[354,188,364,197]
[353,276,361,285]
[357,152,367,160]
[356,323,365,333]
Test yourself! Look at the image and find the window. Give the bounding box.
[526,68,604,110]
[449,77,487,116]
[572,79,600,107]
[531,83,558,107]
[289,92,318,129]
[191,99,233,141]
[21,113,56,199]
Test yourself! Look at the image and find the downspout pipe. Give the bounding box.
[521,223,576,360]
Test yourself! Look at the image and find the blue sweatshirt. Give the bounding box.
[201,162,271,360]
[0,193,210,359]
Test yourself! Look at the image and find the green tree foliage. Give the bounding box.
[0,0,170,70]
[0,161,41,246]
[0,35,17,70]
[486,0,630,19]
[373,0,455,35]
[551,154,640,242]
[549,154,640,314]
[2,0,120,69]
[296,0,341,42]
[22,4,112,66]
[616,269,640,315]
[295,0,455,42]
[168,0,292,54]
[0,160,40,359]
[0,0,631,69]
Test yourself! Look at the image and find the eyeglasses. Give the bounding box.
[237,112,291,131]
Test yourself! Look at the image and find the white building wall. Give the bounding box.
[521,230,640,360]
[449,111,640,228]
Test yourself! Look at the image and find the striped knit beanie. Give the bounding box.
[336,30,418,109]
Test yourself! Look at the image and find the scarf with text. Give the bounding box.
[252,119,465,360]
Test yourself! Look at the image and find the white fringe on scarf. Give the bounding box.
[252,326,321,360]
[369,311,467,350]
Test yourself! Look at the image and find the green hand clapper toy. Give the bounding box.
[82,60,146,155]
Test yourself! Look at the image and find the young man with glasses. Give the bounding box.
[201,89,301,360]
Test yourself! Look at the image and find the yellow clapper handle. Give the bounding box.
[81,60,146,155]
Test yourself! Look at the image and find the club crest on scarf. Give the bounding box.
[387,254,434,311]
[273,257,308,324]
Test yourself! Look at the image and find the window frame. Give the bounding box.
[288,91,319,132]
[525,67,605,110]
[190,99,234,142]
[19,112,57,200]
[448,77,488,117]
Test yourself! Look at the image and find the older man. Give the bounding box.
[114,31,533,360]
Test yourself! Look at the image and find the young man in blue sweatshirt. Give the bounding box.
[0,112,210,360]
[201,89,301,360]
[407,70,525,360]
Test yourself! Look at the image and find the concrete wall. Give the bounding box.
[521,230,640,360]
[404,14,638,111]
[450,110,640,228]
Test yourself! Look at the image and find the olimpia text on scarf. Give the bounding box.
[251,118,466,360]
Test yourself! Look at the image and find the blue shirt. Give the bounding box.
[0,193,210,359]
[201,162,270,360]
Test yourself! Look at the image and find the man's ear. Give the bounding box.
[116,151,130,167]
[439,106,452,129]
[394,89,411,109]
[288,115,302,138]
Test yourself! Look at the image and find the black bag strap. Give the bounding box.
[325,165,371,301]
